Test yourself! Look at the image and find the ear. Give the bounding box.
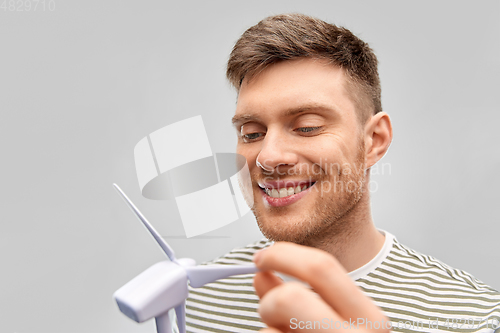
[364,112,393,168]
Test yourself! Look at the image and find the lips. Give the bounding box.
[257,180,316,207]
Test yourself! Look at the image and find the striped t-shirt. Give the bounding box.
[185,231,500,332]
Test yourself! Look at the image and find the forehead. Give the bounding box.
[233,58,356,124]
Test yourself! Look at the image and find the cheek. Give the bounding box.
[301,142,353,175]
[237,143,259,163]
[236,144,247,160]
[303,143,346,163]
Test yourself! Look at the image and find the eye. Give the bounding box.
[239,122,265,143]
[242,132,264,142]
[296,126,321,134]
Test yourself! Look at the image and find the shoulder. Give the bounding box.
[357,238,500,332]
[388,239,498,293]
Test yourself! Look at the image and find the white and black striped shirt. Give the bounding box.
[186,231,500,332]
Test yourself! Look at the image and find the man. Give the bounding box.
[185,13,500,332]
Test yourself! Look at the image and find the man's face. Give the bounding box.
[233,58,368,244]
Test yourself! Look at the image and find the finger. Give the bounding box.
[258,281,342,332]
[254,242,388,325]
[254,271,284,299]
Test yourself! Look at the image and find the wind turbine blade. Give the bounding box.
[185,264,258,288]
[113,183,177,262]
[175,301,186,333]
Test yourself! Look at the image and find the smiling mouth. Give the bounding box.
[258,182,316,198]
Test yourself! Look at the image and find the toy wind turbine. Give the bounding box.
[112,184,259,333]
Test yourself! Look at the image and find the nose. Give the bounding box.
[256,129,298,174]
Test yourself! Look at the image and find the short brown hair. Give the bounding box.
[226,13,382,122]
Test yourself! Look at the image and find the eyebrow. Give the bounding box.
[231,103,339,126]
[231,114,261,126]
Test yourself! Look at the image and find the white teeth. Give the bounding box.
[264,183,314,198]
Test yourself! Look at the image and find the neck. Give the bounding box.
[301,181,385,273]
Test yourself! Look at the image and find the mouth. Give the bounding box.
[258,182,315,198]
[257,181,316,207]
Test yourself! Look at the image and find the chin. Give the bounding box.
[254,212,319,244]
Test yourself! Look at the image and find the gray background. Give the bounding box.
[1,1,498,332]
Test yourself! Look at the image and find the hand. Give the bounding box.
[253,242,391,332]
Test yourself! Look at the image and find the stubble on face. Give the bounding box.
[251,136,367,246]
